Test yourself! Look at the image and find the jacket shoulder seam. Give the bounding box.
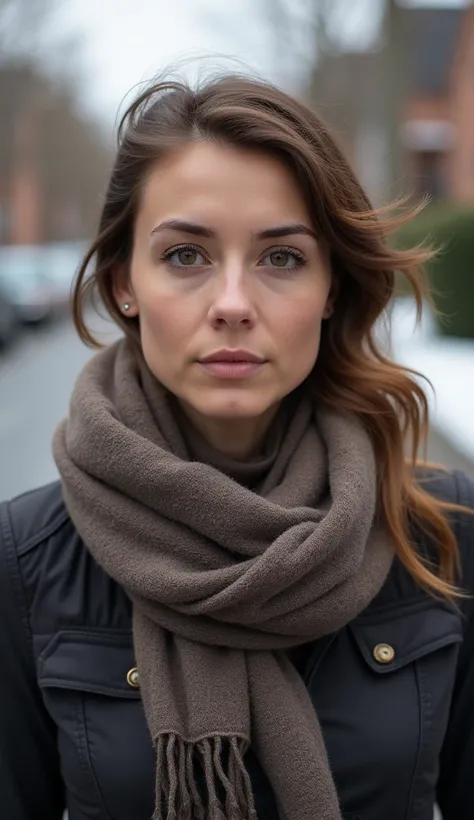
[15,508,71,557]
[0,501,35,655]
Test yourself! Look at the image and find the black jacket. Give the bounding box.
[1,470,474,820]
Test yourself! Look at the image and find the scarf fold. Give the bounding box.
[53,338,394,820]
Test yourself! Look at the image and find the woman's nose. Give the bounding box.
[207,266,257,329]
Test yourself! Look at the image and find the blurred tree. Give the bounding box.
[0,0,54,58]
[381,0,408,195]
[259,0,327,90]
[37,79,113,241]
[259,0,409,201]
[0,63,112,244]
[0,0,112,244]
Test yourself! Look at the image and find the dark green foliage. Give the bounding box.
[396,205,474,339]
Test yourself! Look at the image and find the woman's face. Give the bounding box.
[115,141,334,428]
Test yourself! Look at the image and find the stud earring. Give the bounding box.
[123,303,131,312]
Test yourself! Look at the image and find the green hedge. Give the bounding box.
[396,205,474,339]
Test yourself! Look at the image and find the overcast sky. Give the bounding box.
[40,0,470,130]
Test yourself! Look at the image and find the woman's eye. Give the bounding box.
[162,245,207,268]
[261,248,305,270]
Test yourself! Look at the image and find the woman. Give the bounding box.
[1,74,473,820]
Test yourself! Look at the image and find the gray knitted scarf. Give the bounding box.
[53,338,393,820]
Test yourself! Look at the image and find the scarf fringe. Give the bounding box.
[153,733,258,820]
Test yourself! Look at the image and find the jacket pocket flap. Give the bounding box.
[38,630,141,698]
[349,603,463,674]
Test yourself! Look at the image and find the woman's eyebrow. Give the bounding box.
[150,219,215,238]
[256,224,318,241]
[150,220,318,241]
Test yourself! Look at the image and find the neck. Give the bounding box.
[179,402,281,461]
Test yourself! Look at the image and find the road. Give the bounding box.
[0,312,120,501]
[0,313,472,502]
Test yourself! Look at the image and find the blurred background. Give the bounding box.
[0,0,473,503]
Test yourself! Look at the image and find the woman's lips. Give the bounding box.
[198,361,266,379]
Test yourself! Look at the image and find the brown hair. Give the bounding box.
[73,73,470,600]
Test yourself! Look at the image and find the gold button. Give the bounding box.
[126,667,139,688]
[373,643,395,664]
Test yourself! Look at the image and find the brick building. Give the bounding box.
[403,4,474,203]
[0,64,112,245]
[307,3,474,205]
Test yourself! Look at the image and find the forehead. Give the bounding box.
[137,141,310,231]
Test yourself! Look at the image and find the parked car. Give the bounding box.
[0,245,55,325]
[0,280,18,348]
[43,240,87,314]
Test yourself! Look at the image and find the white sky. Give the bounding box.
[42,0,278,128]
[39,0,470,131]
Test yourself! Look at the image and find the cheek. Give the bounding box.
[137,292,195,377]
[277,298,325,361]
[138,289,191,341]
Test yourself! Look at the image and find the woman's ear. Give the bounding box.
[112,267,139,318]
[323,276,339,319]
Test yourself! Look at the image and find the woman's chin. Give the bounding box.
[182,391,279,423]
